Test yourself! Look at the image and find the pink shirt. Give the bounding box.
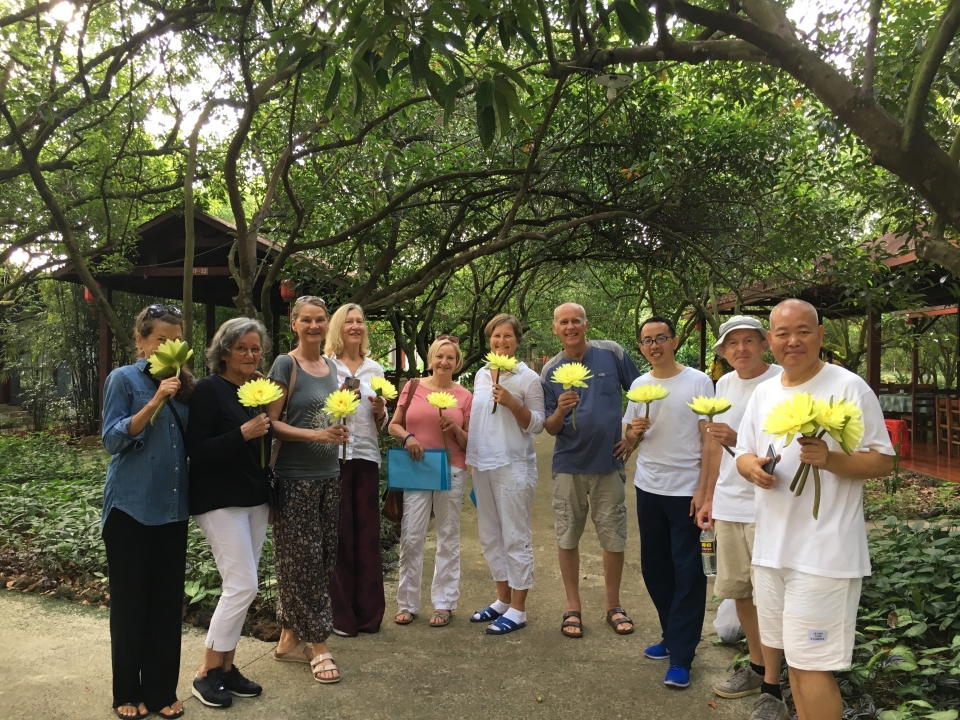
[398,382,473,469]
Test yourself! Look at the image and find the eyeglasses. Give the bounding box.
[437,335,460,344]
[232,346,263,356]
[146,304,182,318]
[639,334,674,347]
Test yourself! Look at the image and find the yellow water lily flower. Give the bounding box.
[627,384,669,406]
[369,376,398,400]
[237,378,284,408]
[324,388,362,420]
[763,392,819,446]
[816,397,863,454]
[551,362,593,389]
[146,339,193,425]
[427,391,458,410]
[485,352,519,374]
[687,396,732,419]
[840,410,865,454]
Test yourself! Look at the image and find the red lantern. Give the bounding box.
[696,320,703,331]
[84,286,96,304]
[280,280,297,302]
[906,317,915,326]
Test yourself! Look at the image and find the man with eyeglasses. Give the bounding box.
[541,302,641,640]
[623,316,714,689]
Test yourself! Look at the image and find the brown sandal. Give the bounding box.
[430,609,452,627]
[395,611,415,625]
[606,607,634,635]
[561,610,583,639]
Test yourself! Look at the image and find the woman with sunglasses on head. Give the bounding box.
[185,318,273,708]
[388,336,472,628]
[101,304,194,720]
[324,303,388,637]
[265,297,349,684]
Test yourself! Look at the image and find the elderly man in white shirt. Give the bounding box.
[736,299,894,720]
[466,314,545,635]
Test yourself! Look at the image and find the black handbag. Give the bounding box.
[266,355,299,511]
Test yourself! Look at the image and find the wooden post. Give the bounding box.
[98,288,113,429]
[206,303,216,350]
[699,317,707,372]
[866,308,882,394]
[911,323,920,446]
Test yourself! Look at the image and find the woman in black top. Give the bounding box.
[185,318,273,709]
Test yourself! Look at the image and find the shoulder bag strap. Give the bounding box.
[395,377,420,430]
[269,355,299,469]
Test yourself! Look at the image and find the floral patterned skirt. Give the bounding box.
[273,475,341,643]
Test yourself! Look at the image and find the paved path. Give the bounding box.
[0,435,756,719]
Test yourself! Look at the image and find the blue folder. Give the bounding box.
[386,448,452,491]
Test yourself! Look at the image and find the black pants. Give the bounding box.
[330,459,385,635]
[636,488,707,669]
[102,508,188,712]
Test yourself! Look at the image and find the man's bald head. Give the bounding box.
[554,302,587,323]
[770,298,819,330]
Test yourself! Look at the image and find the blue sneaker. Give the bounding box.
[664,665,690,689]
[644,643,670,660]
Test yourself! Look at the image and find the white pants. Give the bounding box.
[753,565,862,671]
[473,463,536,590]
[193,504,270,651]
[397,468,465,613]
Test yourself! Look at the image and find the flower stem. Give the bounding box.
[812,466,821,520]
[342,420,347,462]
[491,369,500,414]
[149,366,181,425]
[789,462,805,492]
[722,444,735,457]
[794,462,811,497]
[439,409,450,462]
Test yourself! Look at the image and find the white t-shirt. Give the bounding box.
[623,367,715,496]
[736,363,894,578]
[712,364,783,523]
[329,355,389,465]
[466,362,545,472]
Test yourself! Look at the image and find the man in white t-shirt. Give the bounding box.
[694,316,783,717]
[623,316,714,690]
[736,299,894,720]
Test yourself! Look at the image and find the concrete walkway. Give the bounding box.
[0,434,756,719]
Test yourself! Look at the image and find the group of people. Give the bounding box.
[100,295,893,720]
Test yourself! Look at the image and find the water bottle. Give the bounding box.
[701,528,717,577]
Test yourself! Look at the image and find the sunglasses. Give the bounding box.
[296,295,326,306]
[147,304,182,318]
[437,334,460,345]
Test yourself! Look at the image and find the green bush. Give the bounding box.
[840,518,960,718]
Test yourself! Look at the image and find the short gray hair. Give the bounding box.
[206,317,270,374]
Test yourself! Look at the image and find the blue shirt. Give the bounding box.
[101,358,189,528]
[541,340,641,474]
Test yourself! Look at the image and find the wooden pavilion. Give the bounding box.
[51,208,337,406]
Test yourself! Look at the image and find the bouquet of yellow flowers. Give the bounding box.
[763,393,864,519]
[687,396,734,456]
[324,388,362,460]
[146,339,193,424]
[485,352,519,414]
[551,362,593,429]
[237,378,284,466]
[625,384,669,450]
[427,391,458,461]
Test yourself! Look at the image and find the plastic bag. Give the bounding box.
[713,598,743,643]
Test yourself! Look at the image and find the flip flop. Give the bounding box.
[606,607,635,635]
[395,611,415,625]
[486,615,525,635]
[113,704,147,719]
[158,709,185,720]
[470,605,503,623]
[561,610,583,639]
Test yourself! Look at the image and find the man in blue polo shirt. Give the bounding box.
[542,302,641,639]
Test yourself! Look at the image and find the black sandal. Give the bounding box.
[158,711,184,720]
[561,610,583,639]
[606,607,635,635]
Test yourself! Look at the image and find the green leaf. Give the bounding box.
[352,55,379,95]
[475,78,494,107]
[497,16,511,51]
[925,711,959,720]
[486,60,530,93]
[596,0,611,31]
[261,0,274,21]
[614,0,653,45]
[352,72,364,115]
[441,75,471,103]
[324,67,342,111]
[494,75,530,122]
[515,25,542,58]
[903,622,928,637]
[477,103,495,150]
[493,85,511,136]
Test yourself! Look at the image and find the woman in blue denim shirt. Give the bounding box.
[101,305,193,720]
